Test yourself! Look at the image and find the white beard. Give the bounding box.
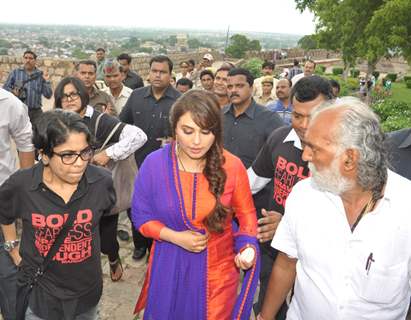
[308,157,353,195]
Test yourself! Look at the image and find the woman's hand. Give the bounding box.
[234,247,256,270]
[174,230,208,253]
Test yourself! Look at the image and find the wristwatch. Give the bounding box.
[3,239,19,252]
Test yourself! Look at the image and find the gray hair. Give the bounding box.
[311,97,387,199]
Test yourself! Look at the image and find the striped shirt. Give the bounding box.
[3,67,52,110]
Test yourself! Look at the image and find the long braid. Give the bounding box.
[202,143,230,233]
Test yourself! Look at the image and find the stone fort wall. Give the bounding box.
[0,51,222,87]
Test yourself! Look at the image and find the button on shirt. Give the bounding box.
[272,170,411,320]
[223,99,283,168]
[119,85,180,167]
[3,67,52,110]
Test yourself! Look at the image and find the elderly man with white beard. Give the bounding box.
[258,97,411,320]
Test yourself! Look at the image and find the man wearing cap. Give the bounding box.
[102,59,133,115]
[254,61,279,100]
[192,53,214,88]
[255,76,276,106]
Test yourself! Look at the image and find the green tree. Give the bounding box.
[366,0,411,64]
[0,39,12,48]
[241,58,264,78]
[166,35,177,47]
[188,38,202,49]
[225,34,261,58]
[72,48,89,59]
[297,34,318,50]
[295,0,385,76]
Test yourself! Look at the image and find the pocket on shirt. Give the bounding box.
[357,261,408,304]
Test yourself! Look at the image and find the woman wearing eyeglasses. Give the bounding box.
[0,110,116,320]
[54,77,147,282]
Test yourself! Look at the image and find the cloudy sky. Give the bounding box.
[0,0,315,35]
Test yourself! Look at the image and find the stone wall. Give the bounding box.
[0,51,222,87]
[245,48,341,62]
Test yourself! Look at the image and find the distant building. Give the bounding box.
[176,34,188,52]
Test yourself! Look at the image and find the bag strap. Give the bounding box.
[94,112,105,137]
[21,72,42,87]
[97,122,122,152]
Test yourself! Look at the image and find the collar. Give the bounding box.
[398,129,411,148]
[283,128,302,150]
[29,162,101,191]
[84,105,94,118]
[224,99,257,119]
[143,85,178,100]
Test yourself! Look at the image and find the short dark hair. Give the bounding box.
[23,50,37,59]
[227,68,254,86]
[291,75,333,102]
[200,69,215,80]
[305,59,316,68]
[188,59,196,67]
[329,79,340,93]
[215,65,232,76]
[262,61,275,70]
[54,77,90,110]
[149,55,173,73]
[176,78,193,89]
[96,48,105,53]
[75,60,97,72]
[33,109,92,158]
[117,53,132,64]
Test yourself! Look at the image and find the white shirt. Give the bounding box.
[102,85,133,115]
[272,170,411,320]
[291,73,306,86]
[84,106,147,161]
[0,89,33,185]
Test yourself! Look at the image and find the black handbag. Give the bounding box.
[16,200,82,320]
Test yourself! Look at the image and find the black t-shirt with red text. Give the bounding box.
[252,126,310,255]
[0,162,115,318]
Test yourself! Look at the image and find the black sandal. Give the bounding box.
[109,258,123,282]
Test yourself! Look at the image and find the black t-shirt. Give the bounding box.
[83,109,125,150]
[0,163,115,318]
[252,126,310,255]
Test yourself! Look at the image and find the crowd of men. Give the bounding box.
[0,48,411,320]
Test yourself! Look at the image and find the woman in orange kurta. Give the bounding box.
[132,90,260,320]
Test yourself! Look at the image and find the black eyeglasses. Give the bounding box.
[61,92,80,102]
[52,146,94,165]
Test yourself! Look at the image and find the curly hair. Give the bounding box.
[170,90,229,233]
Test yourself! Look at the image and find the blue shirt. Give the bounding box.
[3,67,52,110]
[267,100,293,125]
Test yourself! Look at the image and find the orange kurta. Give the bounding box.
[139,150,257,320]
